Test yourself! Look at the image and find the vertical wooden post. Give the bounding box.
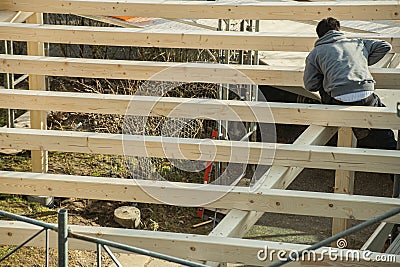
[332,127,356,246]
[26,13,48,173]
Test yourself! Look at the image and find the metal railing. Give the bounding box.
[3,207,400,266]
[0,209,209,267]
[268,206,400,267]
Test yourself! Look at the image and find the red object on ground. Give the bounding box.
[197,129,218,219]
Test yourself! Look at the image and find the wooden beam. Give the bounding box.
[1,22,400,53]
[0,0,399,20]
[370,68,400,89]
[0,128,399,174]
[0,22,314,51]
[26,13,47,174]
[1,127,399,174]
[332,127,357,246]
[0,221,398,266]
[0,54,304,86]
[1,171,400,223]
[0,89,399,129]
[1,55,399,89]
[362,222,394,252]
[0,12,33,23]
[0,11,18,22]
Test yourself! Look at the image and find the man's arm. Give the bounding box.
[363,39,392,66]
[303,56,323,92]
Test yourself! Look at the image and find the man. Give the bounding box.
[303,17,396,150]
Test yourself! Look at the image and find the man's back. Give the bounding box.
[302,17,396,152]
[303,30,391,99]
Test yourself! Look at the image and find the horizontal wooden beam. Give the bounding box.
[1,23,400,53]
[0,89,399,129]
[0,54,304,86]
[0,0,399,20]
[1,55,399,89]
[0,22,314,51]
[1,221,398,266]
[0,128,399,174]
[1,171,400,223]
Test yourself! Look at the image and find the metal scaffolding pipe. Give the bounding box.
[268,206,400,267]
[0,210,57,231]
[58,209,68,267]
[0,228,45,263]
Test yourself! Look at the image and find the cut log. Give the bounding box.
[114,206,141,229]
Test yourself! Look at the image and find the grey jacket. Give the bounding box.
[303,30,392,98]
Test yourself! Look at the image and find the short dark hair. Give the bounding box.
[316,17,340,38]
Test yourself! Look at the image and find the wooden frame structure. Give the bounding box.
[1,1,400,266]
[0,55,399,88]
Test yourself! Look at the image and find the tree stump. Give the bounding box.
[114,206,141,228]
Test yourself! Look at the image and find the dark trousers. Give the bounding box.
[319,89,397,150]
